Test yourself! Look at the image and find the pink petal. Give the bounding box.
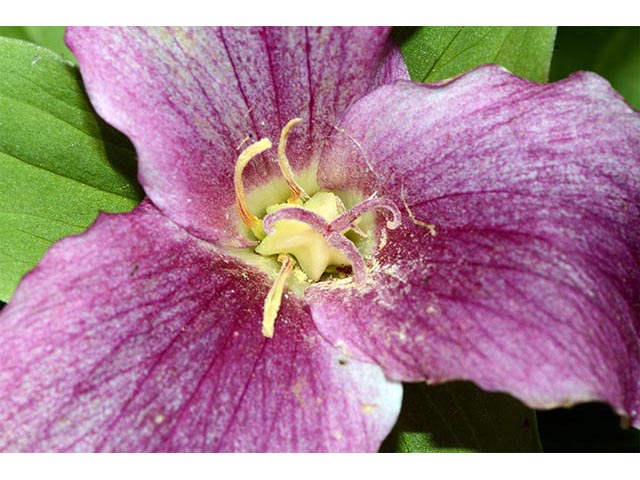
[65,27,394,246]
[310,66,640,426]
[373,38,410,85]
[0,202,401,451]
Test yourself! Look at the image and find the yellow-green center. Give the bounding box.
[255,191,352,282]
[233,118,399,338]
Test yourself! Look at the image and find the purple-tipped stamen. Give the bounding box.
[329,195,402,233]
[262,207,330,235]
[326,233,368,284]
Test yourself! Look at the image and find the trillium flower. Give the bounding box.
[0,27,638,452]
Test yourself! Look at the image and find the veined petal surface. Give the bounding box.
[311,66,640,426]
[0,202,401,451]
[65,27,395,245]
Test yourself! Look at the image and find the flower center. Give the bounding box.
[234,118,401,338]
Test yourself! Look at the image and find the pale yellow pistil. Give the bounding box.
[262,254,296,338]
[278,118,310,203]
[255,191,351,281]
[234,138,272,238]
[234,119,360,338]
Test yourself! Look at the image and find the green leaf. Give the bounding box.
[0,37,143,302]
[380,382,542,452]
[394,27,557,83]
[550,27,640,109]
[0,26,76,64]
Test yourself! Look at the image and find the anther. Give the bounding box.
[234,138,272,236]
[262,254,296,338]
[278,118,310,203]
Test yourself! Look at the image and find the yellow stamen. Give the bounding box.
[234,138,272,234]
[278,118,310,203]
[262,254,296,338]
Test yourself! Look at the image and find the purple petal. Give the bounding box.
[0,202,401,451]
[372,38,410,85]
[66,27,392,245]
[310,66,640,426]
